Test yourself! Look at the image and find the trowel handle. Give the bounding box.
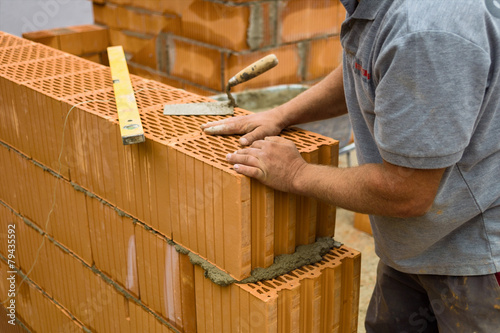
[227,54,278,88]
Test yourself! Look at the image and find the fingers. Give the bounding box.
[226,149,260,166]
[233,163,264,180]
[240,127,272,146]
[201,116,248,135]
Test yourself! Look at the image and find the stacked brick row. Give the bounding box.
[22,24,110,65]
[92,0,346,96]
[0,32,359,332]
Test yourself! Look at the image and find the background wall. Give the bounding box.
[0,0,93,36]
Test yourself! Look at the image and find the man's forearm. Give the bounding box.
[276,65,348,128]
[292,162,444,218]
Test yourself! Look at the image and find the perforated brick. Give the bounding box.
[194,245,361,333]
[0,43,61,65]
[0,54,99,83]
[0,32,32,49]
[24,68,114,99]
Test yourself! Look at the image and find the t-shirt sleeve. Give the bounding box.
[373,31,490,169]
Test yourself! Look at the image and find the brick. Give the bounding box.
[81,52,102,63]
[128,63,182,88]
[194,245,361,332]
[129,38,157,68]
[129,0,195,15]
[108,28,155,56]
[107,0,132,5]
[279,0,343,43]
[0,260,85,333]
[181,81,219,97]
[182,0,250,50]
[117,6,181,35]
[57,29,84,55]
[0,146,93,265]
[135,224,197,330]
[169,37,224,91]
[22,29,60,49]
[306,35,343,81]
[71,24,110,54]
[2,209,177,332]
[354,212,373,235]
[225,44,301,92]
[93,3,120,29]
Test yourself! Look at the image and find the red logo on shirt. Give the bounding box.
[354,61,371,80]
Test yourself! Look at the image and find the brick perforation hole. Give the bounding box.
[0,44,61,66]
[26,68,113,99]
[133,80,200,108]
[173,134,244,172]
[0,55,99,83]
[281,127,335,152]
[245,248,350,296]
[0,34,32,49]
[141,112,198,141]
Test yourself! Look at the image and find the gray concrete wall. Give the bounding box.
[0,0,93,37]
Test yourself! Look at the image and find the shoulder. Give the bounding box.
[381,1,497,52]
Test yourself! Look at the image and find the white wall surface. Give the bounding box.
[0,0,93,37]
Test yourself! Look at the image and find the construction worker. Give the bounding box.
[201,0,500,331]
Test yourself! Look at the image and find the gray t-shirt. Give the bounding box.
[340,0,500,275]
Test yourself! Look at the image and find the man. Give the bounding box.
[201,0,500,331]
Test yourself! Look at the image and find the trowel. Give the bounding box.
[164,54,279,116]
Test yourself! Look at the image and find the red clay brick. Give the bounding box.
[93,3,120,29]
[107,0,132,5]
[279,0,342,43]
[129,38,156,68]
[113,5,180,35]
[130,0,195,15]
[225,44,301,92]
[128,63,182,88]
[306,35,343,81]
[181,81,219,97]
[22,30,60,49]
[182,0,250,50]
[170,38,223,91]
[71,25,110,54]
[108,28,155,56]
[81,53,102,63]
[58,29,84,55]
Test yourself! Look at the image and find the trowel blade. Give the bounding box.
[164,102,234,116]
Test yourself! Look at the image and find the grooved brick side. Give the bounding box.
[0,145,93,266]
[0,260,85,333]
[194,245,361,333]
[0,203,179,332]
[0,32,338,282]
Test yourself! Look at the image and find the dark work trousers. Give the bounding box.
[365,261,500,333]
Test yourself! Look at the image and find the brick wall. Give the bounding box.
[93,0,345,95]
[22,24,110,65]
[0,32,359,332]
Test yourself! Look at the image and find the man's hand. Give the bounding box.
[201,109,286,146]
[226,136,307,193]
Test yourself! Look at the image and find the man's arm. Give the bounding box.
[227,136,445,218]
[201,65,348,146]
